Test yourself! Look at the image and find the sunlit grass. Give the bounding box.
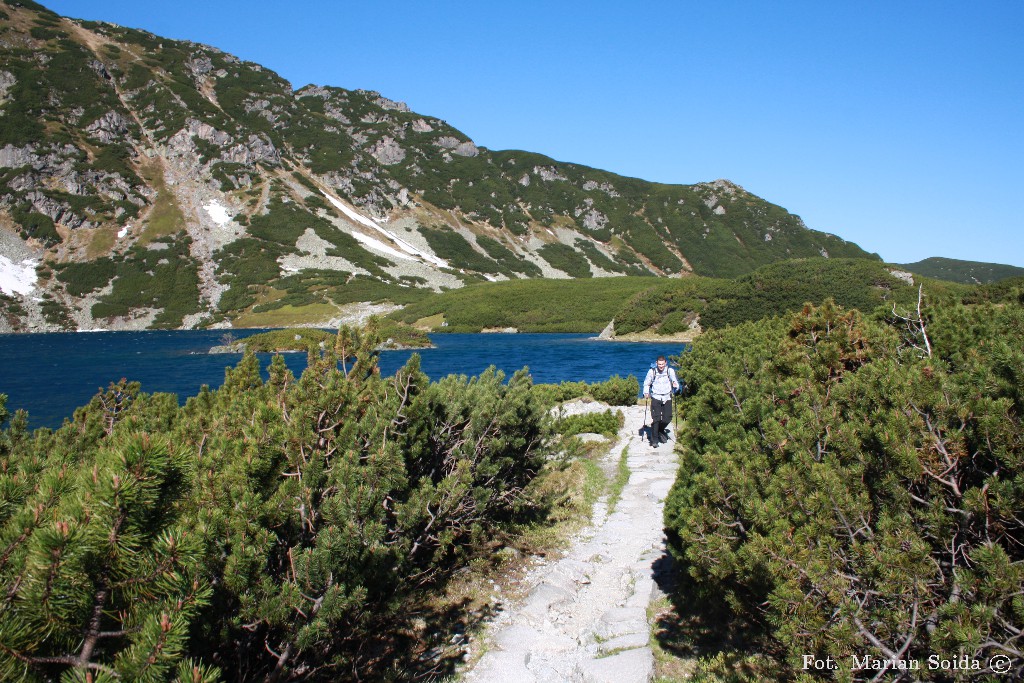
[137,159,185,244]
[233,302,338,327]
[84,227,117,259]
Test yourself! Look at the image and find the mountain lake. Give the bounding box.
[0,331,687,430]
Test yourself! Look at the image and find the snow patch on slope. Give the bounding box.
[203,201,232,226]
[0,255,36,296]
[320,191,448,267]
[350,231,414,262]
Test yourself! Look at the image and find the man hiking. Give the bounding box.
[643,356,679,448]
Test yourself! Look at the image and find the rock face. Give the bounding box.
[0,70,15,101]
[0,1,877,333]
[452,141,479,157]
[368,136,406,165]
[85,111,132,144]
[887,268,915,285]
[0,144,36,169]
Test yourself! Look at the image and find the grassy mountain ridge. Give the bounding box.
[895,256,1024,284]
[1,0,877,332]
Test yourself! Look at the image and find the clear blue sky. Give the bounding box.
[44,0,1024,267]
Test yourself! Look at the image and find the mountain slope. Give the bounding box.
[0,0,877,332]
[895,257,1024,284]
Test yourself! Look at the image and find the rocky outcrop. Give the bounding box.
[85,110,132,145]
[0,70,16,102]
[0,144,36,168]
[373,94,410,112]
[432,137,479,156]
[24,190,94,229]
[223,134,280,166]
[435,136,463,150]
[452,141,479,157]
[582,180,619,197]
[165,120,279,168]
[187,119,232,146]
[578,207,609,232]
[887,268,915,285]
[185,54,215,78]
[368,136,406,165]
[534,166,568,182]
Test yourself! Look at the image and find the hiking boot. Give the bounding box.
[652,442,659,449]
[659,433,669,444]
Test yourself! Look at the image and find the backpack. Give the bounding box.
[649,361,685,396]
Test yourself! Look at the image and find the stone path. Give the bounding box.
[463,404,678,683]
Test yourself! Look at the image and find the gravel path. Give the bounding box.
[464,404,678,683]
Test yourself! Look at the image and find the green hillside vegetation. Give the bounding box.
[0,325,630,681]
[960,275,1024,305]
[661,298,1024,679]
[897,256,1024,284]
[614,258,952,334]
[391,259,963,336]
[392,277,661,332]
[53,232,203,328]
[228,327,334,352]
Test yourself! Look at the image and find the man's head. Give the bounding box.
[656,356,667,371]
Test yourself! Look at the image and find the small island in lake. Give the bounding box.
[210,318,433,354]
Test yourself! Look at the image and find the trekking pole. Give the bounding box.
[644,396,650,441]
[673,393,677,441]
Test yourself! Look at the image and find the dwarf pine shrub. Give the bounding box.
[0,325,551,681]
[664,299,1024,678]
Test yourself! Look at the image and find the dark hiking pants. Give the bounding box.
[650,397,672,445]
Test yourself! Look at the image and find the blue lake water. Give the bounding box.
[0,331,687,430]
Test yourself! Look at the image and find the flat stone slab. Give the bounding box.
[596,606,649,640]
[520,582,574,618]
[577,432,611,443]
[581,647,654,683]
[469,650,533,681]
[597,631,650,654]
[493,625,575,652]
[625,577,656,609]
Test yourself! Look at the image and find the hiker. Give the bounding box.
[643,355,679,448]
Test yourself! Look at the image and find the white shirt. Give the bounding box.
[644,366,678,400]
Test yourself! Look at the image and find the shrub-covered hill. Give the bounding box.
[393,258,966,336]
[663,298,1024,679]
[897,256,1024,284]
[0,0,875,332]
[391,277,664,333]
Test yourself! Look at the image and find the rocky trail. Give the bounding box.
[463,404,679,683]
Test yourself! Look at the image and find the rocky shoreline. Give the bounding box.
[595,331,698,343]
[592,318,699,343]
